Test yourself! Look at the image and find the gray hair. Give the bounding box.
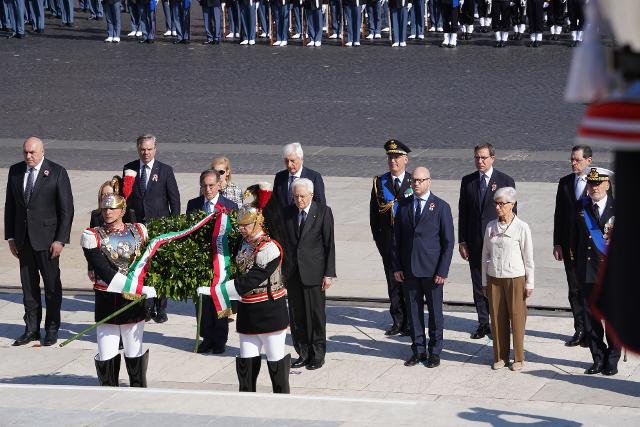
[136,134,156,147]
[494,187,517,203]
[283,142,304,159]
[292,177,314,194]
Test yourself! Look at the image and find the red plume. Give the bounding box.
[256,182,273,210]
[123,169,137,199]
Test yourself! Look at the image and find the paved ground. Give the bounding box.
[0,292,638,426]
[1,9,589,153]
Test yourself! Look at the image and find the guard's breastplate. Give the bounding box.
[97,224,144,274]
[235,236,283,298]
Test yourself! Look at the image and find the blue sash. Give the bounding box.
[581,198,608,255]
[380,173,399,217]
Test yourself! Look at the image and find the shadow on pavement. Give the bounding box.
[0,373,97,386]
[526,369,640,398]
[457,407,582,426]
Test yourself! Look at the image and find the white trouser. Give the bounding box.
[239,330,286,361]
[97,321,145,361]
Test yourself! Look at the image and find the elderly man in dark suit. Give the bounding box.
[273,142,326,209]
[186,169,238,354]
[123,134,181,323]
[370,139,413,336]
[282,177,336,370]
[458,143,515,340]
[4,137,74,346]
[393,166,454,368]
[553,145,592,347]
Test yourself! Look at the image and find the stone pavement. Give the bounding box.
[0,292,638,426]
[0,169,591,309]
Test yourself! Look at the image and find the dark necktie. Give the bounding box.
[140,165,148,195]
[479,173,487,200]
[415,200,423,223]
[287,175,295,204]
[393,177,401,196]
[593,203,600,220]
[24,167,35,204]
[298,210,307,236]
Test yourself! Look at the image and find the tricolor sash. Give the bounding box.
[581,199,608,255]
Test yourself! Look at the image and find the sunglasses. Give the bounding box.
[217,169,227,175]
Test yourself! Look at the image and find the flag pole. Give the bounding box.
[59,295,147,348]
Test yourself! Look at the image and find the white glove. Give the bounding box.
[460,0,464,7]
[141,286,156,299]
[197,286,211,296]
[543,1,549,7]
[521,0,526,7]
[486,0,492,6]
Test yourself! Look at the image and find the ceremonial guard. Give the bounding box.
[343,0,362,46]
[290,0,303,39]
[103,0,122,42]
[273,0,290,46]
[526,0,544,47]
[547,0,564,41]
[477,0,491,33]
[389,0,408,47]
[439,0,458,47]
[365,0,381,40]
[459,0,475,40]
[304,0,323,46]
[127,0,142,37]
[491,0,510,47]
[201,0,223,44]
[5,0,26,38]
[370,140,412,336]
[328,0,343,40]
[567,0,584,47]
[171,0,190,44]
[238,0,256,44]
[224,0,241,38]
[81,180,155,387]
[138,0,157,43]
[510,0,526,40]
[199,183,290,393]
[570,167,620,376]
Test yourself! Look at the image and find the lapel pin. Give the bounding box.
[152,174,158,182]
[43,170,50,177]
[429,202,435,211]
[491,183,497,192]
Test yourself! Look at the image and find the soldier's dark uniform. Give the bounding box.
[370,140,413,335]
[570,167,621,376]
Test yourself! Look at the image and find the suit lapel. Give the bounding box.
[299,202,318,241]
[145,162,160,195]
[471,174,481,212]
[29,159,50,205]
[15,162,27,205]
[600,198,614,229]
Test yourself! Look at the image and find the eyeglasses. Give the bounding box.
[474,155,492,161]
[495,202,513,207]
[216,169,227,175]
[412,178,431,184]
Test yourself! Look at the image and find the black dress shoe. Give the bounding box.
[400,327,410,336]
[426,354,440,368]
[211,345,225,354]
[385,325,402,336]
[570,40,578,48]
[470,324,490,340]
[197,340,215,354]
[144,309,155,322]
[203,40,213,45]
[179,39,188,44]
[404,353,427,367]
[533,41,540,48]
[585,362,604,375]
[43,332,58,346]
[565,331,585,347]
[306,360,324,370]
[7,32,16,39]
[495,41,501,48]
[154,311,168,323]
[603,366,618,376]
[291,356,309,368]
[139,38,147,44]
[213,40,220,45]
[12,331,40,346]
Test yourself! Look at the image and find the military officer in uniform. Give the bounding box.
[570,167,620,376]
[370,139,412,336]
[304,0,323,46]
[389,0,408,47]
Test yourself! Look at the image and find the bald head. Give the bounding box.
[23,137,45,167]
[410,166,432,197]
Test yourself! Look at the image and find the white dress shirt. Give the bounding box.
[139,159,155,188]
[205,194,220,213]
[479,167,494,187]
[23,157,44,191]
[591,195,608,219]
[575,173,587,200]
[481,215,535,289]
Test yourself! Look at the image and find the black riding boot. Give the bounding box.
[267,354,291,394]
[94,353,121,387]
[236,355,262,392]
[125,349,149,387]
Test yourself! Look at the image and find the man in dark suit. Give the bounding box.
[186,169,238,354]
[273,142,326,210]
[123,134,181,323]
[458,143,515,340]
[393,166,454,369]
[370,139,413,336]
[553,145,592,347]
[570,167,620,376]
[282,177,336,370]
[4,137,74,346]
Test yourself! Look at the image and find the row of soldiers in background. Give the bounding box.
[1,0,586,47]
